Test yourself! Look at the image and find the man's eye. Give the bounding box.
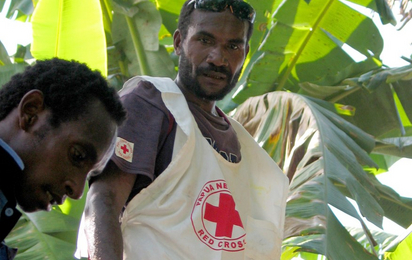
[229,44,239,50]
[70,146,87,164]
[199,38,211,44]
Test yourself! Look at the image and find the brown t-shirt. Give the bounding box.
[92,80,241,202]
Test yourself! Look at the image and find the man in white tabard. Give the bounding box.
[76,0,289,259]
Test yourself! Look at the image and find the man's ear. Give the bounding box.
[18,90,45,131]
[245,44,250,57]
[173,30,182,55]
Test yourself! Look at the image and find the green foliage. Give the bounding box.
[3,0,33,21]
[384,229,412,259]
[30,0,107,76]
[110,1,176,78]
[233,91,412,259]
[0,42,28,88]
[5,209,79,260]
[232,0,385,106]
[0,41,11,66]
[339,65,412,138]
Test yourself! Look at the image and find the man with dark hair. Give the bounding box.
[0,58,126,260]
[78,0,288,259]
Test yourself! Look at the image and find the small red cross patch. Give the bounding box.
[120,144,129,154]
[115,137,134,162]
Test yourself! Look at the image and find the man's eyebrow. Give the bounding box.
[195,31,215,39]
[229,38,246,45]
[195,31,246,45]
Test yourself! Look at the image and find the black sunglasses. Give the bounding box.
[188,0,256,23]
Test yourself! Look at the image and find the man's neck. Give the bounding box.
[174,77,218,116]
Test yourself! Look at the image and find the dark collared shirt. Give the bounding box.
[0,139,24,260]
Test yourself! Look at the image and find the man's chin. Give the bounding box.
[18,205,37,212]
[17,201,50,213]
[200,89,232,101]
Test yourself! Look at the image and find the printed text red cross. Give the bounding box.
[204,193,243,238]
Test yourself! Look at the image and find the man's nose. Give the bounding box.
[64,179,86,200]
[206,46,228,67]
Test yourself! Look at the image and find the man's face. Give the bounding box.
[15,100,117,212]
[175,9,250,101]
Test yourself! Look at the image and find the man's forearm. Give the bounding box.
[83,161,137,260]
[84,191,123,260]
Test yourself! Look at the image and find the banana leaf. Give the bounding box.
[233,91,412,259]
[5,209,79,260]
[383,228,412,259]
[3,0,33,21]
[348,226,397,251]
[232,0,386,107]
[338,65,412,138]
[110,0,176,78]
[0,41,11,66]
[30,0,107,76]
[0,63,28,87]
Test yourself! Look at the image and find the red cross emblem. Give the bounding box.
[115,137,134,162]
[191,180,246,252]
[120,144,129,154]
[204,193,243,238]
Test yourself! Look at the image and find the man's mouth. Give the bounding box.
[204,71,227,80]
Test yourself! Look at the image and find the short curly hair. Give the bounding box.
[177,0,254,41]
[0,58,126,127]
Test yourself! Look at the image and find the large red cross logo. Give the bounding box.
[121,144,129,154]
[204,193,243,238]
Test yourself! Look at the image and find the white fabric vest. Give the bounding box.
[76,76,289,260]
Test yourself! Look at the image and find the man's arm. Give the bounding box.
[83,160,137,260]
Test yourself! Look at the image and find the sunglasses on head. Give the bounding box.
[188,0,256,23]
